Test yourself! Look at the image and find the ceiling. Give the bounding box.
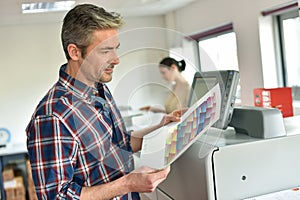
[0,0,196,25]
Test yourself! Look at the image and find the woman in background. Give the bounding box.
[141,57,190,114]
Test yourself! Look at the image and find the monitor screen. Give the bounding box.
[187,70,239,129]
[188,76,218,106]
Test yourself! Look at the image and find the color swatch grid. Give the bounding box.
[137,84,221,169]
[164,93,217,165]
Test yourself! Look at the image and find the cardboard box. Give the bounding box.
[26,159,39,200]
[28,188,39,200]
[2,168,14,182]
[26,160,32,175]
[14,177,25,196]
[27,177,35,188]
[27,186,37,200]
[9,196,26,200]
[8,196,26,200]
[4,176,26,200]
[254,87,294,118]
[4,187,15,199]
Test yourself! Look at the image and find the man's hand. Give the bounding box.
[130,108,188,152]
[159,108,188,127]
[80,167,170,199]
[124,166,170,193]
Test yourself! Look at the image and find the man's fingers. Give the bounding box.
[148,166,170,180]
[172,108,188,117]
[170,115,180,122]
[163,115,180,125]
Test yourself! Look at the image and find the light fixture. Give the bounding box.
[140,0,160,4]
[22,1,75,14]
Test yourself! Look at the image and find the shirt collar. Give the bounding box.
[58,64,100,100]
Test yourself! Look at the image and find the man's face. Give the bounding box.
[79,29,120,84]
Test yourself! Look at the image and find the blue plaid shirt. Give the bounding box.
[26,64,140,200]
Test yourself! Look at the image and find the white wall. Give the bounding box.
[109,17,169,108]
[0,22,64,144]
[173,0,291,105]
[0,15,166,144]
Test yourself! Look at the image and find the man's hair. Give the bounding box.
[61,4,124,60]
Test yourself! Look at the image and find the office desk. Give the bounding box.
[152,116,300,200]
[0,143,28,200]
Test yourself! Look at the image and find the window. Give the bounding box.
[190,24,240,101]
[198,32,239,72]
[260,2,300,113]
[277,10,300,88]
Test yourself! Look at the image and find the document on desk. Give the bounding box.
[244,187,300,200]
[136,84,221,169]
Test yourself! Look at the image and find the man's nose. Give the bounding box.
[111,56,120,65]
[110,50,120,65]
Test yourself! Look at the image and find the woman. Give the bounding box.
[141,57,190,114]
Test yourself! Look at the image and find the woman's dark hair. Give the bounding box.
[159,57,186,72]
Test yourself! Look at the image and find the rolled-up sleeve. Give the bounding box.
[27,115,81,200]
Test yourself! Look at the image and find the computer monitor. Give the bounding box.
[188,70,240,129]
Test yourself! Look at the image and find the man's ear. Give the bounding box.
[67,44,81,61]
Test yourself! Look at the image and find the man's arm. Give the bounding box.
[27,116,82,200]
[130,109,185,152]
[80,166,170,200]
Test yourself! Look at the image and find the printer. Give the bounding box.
[140,71,300,200]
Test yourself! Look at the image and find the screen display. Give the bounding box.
[189,77,218,106]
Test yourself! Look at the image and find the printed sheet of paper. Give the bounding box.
[136,84,221,169]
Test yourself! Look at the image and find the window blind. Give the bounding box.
[188,23,233,41]
[261,2,298,16]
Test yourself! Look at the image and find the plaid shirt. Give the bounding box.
[26,64,140,200]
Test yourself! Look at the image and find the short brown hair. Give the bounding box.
[61,4,124,60]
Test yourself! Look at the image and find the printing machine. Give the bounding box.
[139,70,300,200]
[139,114,300,200]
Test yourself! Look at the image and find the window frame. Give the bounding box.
[190,25,241,102]
[276,9,299,87]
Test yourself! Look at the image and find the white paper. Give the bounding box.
[244,187,300,200]
[137,84,221,169]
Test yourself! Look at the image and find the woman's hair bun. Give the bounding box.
[159,57,186,72]
[178,60,186,72]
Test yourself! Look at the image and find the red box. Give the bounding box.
[254,87,294,118]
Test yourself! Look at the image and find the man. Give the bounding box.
[26,4,181,200]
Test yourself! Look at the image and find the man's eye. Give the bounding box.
[101,51,109,54]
